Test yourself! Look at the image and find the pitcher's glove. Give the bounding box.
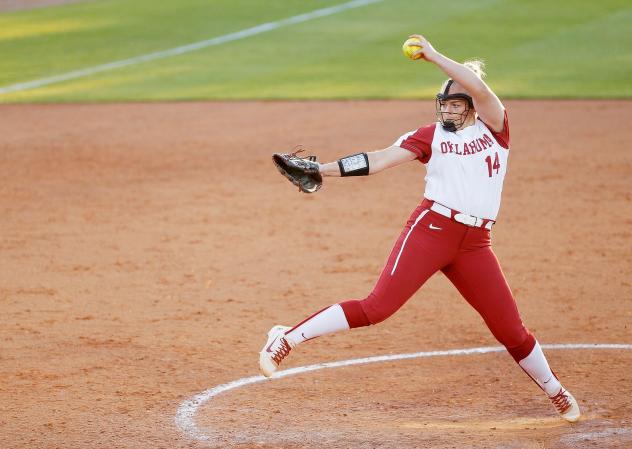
[272,147,323,193]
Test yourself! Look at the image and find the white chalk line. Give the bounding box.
[0,0,383,96]
[175,343,632,442]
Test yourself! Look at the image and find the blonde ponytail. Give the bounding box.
[463,59,486,79]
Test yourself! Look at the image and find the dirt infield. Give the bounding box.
[1,100,631,449]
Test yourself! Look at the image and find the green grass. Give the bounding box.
[0,0,630,102]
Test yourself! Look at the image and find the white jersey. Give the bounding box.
[395,112,510,220]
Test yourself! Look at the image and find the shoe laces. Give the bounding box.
[271,337,292,365]
[550,388,572,414]
[288,145,317,162]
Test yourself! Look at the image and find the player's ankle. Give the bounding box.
[284,331,302,347]
[543,376,562,397]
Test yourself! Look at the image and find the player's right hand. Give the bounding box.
[408,35,438,62]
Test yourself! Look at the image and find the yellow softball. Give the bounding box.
[402,38,423,60]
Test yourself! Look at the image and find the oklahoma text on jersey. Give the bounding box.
[440,133,495,155]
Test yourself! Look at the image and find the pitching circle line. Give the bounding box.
[175,343,632,442]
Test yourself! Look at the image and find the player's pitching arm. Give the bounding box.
[408,34,505,132]
[318,145,417,177]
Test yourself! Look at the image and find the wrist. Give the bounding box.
[319,162,341,177]
[426,50,443,65]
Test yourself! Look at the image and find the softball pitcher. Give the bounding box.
[261,35,580,422]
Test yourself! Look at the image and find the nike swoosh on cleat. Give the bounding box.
[265,335,281,353]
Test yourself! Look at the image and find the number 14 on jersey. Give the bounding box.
[485,152,500,177]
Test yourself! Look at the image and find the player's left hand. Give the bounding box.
[272,147,323,193]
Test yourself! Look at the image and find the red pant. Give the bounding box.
[341,199,535,362]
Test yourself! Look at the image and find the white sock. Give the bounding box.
[285,304,350,346]
[518,341,562,396]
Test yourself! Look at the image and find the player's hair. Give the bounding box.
[463,59,486,79]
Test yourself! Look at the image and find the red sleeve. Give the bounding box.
[484,110,510,149]
[398,123,435,164]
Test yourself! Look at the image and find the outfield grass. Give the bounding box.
[0,0,630,102]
